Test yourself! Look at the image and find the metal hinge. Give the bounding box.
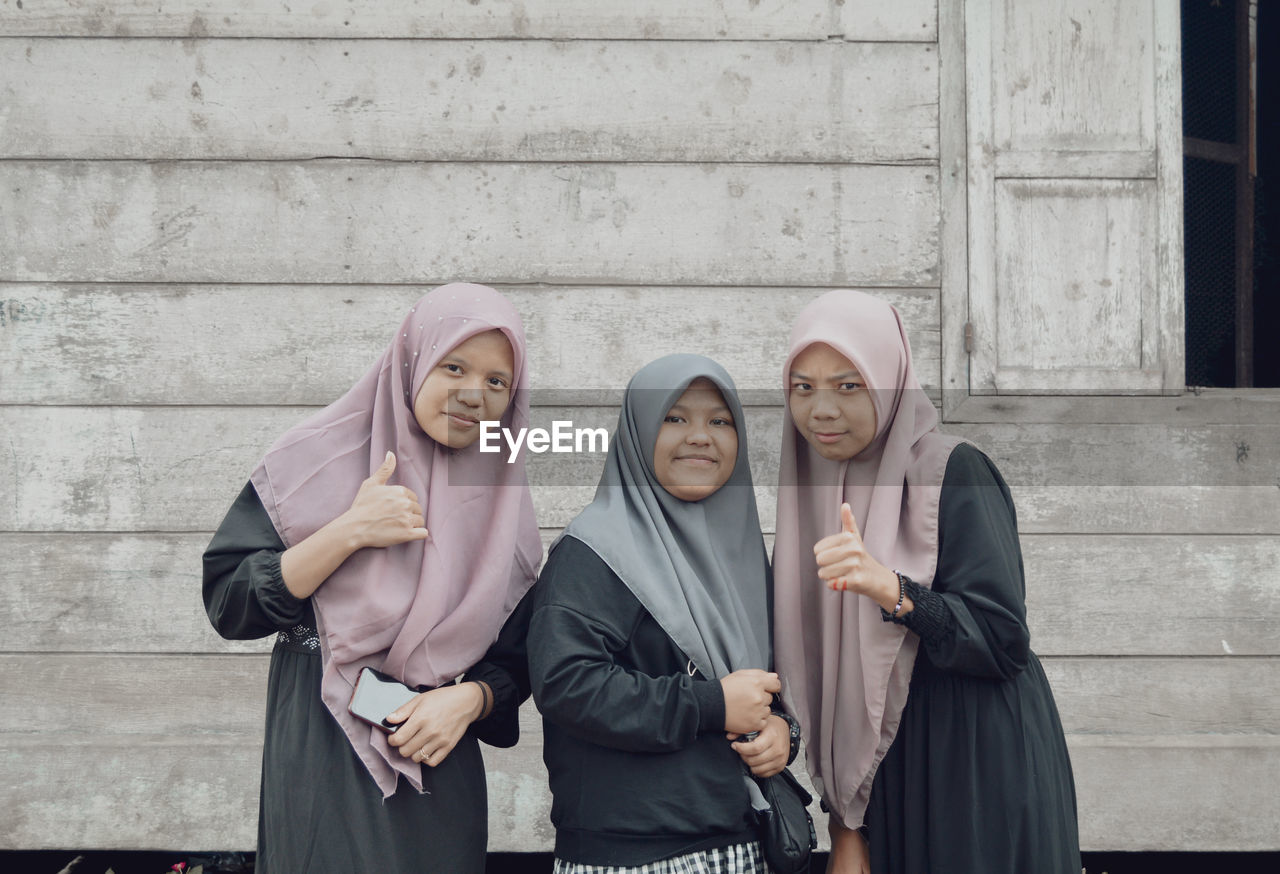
[963,321,974,354]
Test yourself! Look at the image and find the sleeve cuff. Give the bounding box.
[692,677,726,734]
[253,551,309,626]
[899,578,954,645]
[465,661,519,721]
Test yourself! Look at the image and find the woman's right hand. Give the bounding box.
[280,451,428,599]
[720,669,780,734]
[344,451,430,548]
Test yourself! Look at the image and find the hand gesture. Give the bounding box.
[729,713,789,777]
[720,669,781,735]
[814,503,894,600]
[345,451,430,549]
[386,682,485,767]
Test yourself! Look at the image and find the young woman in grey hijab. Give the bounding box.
[529,354,798,874]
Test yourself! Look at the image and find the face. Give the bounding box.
[652,377,739,502]
[788,342,878,461]
[413,329,515,448]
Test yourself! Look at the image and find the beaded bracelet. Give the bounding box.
[891,570,907,618]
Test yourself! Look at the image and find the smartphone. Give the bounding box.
[348,666,420,733]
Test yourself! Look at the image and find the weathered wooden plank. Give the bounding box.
[1041,657,1280,736]
[0,162,940,287]
[3,407,1276,533]
[0,534,273,656]
[7,654,1275,740]
[989,0,1155,154]
[0,39,937,163]
[0,285,940,405]
[0,1,840,40]
[838,0,937,42]
[946,390,1280,426]
[4,725,1277,850]
[936,0,969,421]
[1023,536,1280,657]
[1069,735,1280,851]
[5,532,1278,656]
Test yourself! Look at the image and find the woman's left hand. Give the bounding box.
[729,713,790,777]
[814,503,898,606]
[385,682,485,766]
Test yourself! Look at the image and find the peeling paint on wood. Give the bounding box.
[0,1,841,41]
[0,162,940,286]
[0,285,939,405]
[0,40,938,162]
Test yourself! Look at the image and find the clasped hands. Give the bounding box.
[720,668,789,777]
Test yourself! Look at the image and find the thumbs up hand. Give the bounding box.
[345,451,430,548]
[813,503,898,605]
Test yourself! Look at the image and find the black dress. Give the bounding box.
[863,444,1080,874]
[202,483,534,874]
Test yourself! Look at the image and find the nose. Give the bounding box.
[685,424,711,445]
[810,390,839,419]
[454,383,483,408]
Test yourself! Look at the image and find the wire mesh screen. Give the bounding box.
[1183,156,1237,387]
[1181,0,1237,143]
[1182,0,1241,387]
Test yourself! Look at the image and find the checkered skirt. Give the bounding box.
[553,840,764,874]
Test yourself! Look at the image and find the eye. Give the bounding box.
[790,381,813,393]
[839,382,864,392]
[442,363,462,374]
[710,416,735,428]
[487,376,509,390]
[663,415,685,424]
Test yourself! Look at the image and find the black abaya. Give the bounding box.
[203,483,532,874]
[863,444,1080,874]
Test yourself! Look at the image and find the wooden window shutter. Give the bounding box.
[962,0,1184,395]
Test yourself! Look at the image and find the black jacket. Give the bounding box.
[528,535,757,867]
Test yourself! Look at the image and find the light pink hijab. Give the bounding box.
[773,290,963,828]
[250,283,542,797]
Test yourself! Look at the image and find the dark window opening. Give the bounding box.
[1182,0,1279,387]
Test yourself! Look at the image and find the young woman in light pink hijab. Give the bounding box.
[203,283,542,873]
[773,290,1078,874]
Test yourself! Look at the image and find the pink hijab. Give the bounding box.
[250,283,542,797]
[773,290,963,828]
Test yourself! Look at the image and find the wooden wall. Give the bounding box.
[1,0,1277,855]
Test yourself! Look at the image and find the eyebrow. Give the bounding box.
[789,370,861,381]
[667,402,733,417]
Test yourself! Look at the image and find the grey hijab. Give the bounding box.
[557,354,771,678]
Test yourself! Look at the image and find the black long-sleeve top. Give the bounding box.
[202,481,533,748]
[885,442,1032,682]
[528,535,761,867]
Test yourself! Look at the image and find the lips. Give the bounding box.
[811,429,846,445]
[447,412,480,427]
[675,455,718,465]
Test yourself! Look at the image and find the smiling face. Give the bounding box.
[413,329,515,448]
[652,377,739,502]
[788,342,878,461]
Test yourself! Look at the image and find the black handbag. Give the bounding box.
[745,767,818,874]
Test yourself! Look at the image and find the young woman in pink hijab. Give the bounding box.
[203,283,542,873]
[773,290,1079,874]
